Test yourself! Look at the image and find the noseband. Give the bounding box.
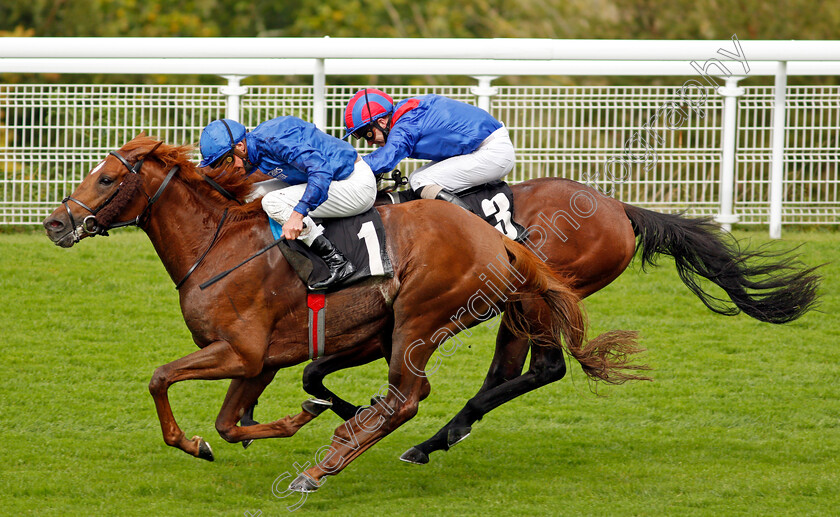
[61,149,180,243]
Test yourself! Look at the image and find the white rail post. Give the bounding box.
[313,58,326,130]
[769,61,787,239]
[715,76,745,232]
[471,76,499,113]
[221,75,248,122]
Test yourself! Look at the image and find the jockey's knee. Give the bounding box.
[261,191,294,222]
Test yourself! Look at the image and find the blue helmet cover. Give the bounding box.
[199,119,247,167]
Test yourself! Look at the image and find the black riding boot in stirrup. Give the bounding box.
[308,235,356,290]
[434,189,473,212]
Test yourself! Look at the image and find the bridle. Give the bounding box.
[61,147,180,243]
[60,145,244,290]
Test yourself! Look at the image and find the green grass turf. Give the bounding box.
[0,226,837,516]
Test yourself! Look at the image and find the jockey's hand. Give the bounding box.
[283,211,305,240]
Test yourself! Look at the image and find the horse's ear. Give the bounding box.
[137,141,164,160]
[136,131,147,138]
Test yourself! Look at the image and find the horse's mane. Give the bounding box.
[122,135,266,221]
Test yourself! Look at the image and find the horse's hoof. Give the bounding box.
[399,447,429,465]
[447,427,471,448]
[196,438,215,461]
[242,439,253,449]
[301,398,332,416]
[289,473,320,493]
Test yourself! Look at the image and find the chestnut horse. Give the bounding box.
[43,135,647,492]
[296,176,822,465]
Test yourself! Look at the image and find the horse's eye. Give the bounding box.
[99,176,114,186]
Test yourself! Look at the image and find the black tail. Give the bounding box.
[622,204,821,324]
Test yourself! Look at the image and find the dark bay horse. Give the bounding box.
[296,175,822,465]
[43,134,647,492]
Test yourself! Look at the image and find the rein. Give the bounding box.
[175,208,230,290]
[199,235,285,290]
[203,174,243,205]
[172,175,241,289]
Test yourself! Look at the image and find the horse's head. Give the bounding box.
[43,133,178,248]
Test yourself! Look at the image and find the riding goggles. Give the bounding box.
[352,124,376,142]
[209,149,256,174]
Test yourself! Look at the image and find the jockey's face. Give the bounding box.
[210,140,252,177]
[369,118,388,147]
[232,141,247,168]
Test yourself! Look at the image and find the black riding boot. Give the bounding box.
[434,189,473,213]
[308,235,356,290]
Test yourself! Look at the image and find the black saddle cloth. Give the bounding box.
[269,207,393,291]
[379,180,527,241]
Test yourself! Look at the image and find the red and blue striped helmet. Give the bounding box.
[343,88,394,139]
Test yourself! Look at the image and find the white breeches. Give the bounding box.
[408,126,516,193]
[261,160,377,245]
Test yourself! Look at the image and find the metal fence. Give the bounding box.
[1,82,838,225]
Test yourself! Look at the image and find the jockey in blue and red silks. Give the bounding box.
[199,117,376,290]
[342,88,516,211]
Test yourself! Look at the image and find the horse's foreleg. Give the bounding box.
[402,324,531,464]
[148,340,258,461]
[214,371,332,445]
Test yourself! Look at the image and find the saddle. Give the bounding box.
[258,178,525,293]
[379,180,528,242]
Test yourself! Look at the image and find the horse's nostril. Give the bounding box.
[45,218,64,230]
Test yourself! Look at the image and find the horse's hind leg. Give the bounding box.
[240,338,387,428]
[214,370,332,445]
[302,338,385,420]
[402,323,530,464]
[402,335,566,465]
[291,297,471,491]
[301,335,433,422]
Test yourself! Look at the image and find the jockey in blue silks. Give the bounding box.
[343,89,516,211]
[199,117,376,290]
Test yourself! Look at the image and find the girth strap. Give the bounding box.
[307,293,326,360]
